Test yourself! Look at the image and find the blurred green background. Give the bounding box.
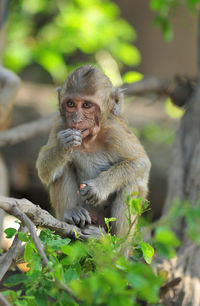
[0,0,198,217]
[4,0,141,85]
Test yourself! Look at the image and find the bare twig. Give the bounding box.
[159,277,182,298]
[0,294,10,306]
[0,196,87,240]
[11,204,48,266]
[0,112,57,147]
[0,76,196,148]
[120,76,170,96]
[0,226,27,281]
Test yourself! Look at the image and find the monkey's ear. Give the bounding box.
[56,87,61,103]
[111,88,124,116]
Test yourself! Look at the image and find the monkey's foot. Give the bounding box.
[81,225,105,239]
[64,207,92,228]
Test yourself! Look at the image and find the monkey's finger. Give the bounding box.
[65,135,82,143]
[72,214,81,225]
[81,225,104,238]
[72,129,82,135]
[64,140,81,148]
[59,129,81,137]
[65,215,76,225]
[72,141,82,147]
[76,211,87,228]
[80,208,92,224]
[79,216,86,228]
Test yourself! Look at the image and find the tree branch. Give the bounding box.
[121,76,170,96]
[0,112,57,147]
[11,205,48,266]
[0,196,86,239]
[0,294,10,306]
[0,76,196,148]
[0,226,27,281]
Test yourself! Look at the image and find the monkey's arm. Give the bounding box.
[81,156,151,206]
[36,118,72,186]
[80,121,151,206]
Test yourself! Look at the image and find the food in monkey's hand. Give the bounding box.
[80,183,87,190]
[80,183,107,230]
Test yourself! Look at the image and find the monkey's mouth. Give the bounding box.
[81,128,90,138]
[81,128,88,133]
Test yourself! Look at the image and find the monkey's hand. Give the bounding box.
[64,207,92,228]
[57,129,82,149]
[81,225,106,239]
[80,181,108,206]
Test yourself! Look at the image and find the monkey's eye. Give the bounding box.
[66,100,75,107]
[83,101,92,108]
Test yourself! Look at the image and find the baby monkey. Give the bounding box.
[36,65,151,239]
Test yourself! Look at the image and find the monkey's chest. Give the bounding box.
[72,151,112,181]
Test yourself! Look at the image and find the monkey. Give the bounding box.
[36,65,151,241]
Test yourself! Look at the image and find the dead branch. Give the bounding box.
[11,205,48,266]
[0,76,195,148]
[121,76,170,96]
[0,294,10,306]
[0,112,57,147]
[0,196,86,240]
[0,226,27,281]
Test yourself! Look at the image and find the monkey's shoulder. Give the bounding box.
[104,116,140,145]
[103,117,145,157]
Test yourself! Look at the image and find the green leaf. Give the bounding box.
[18,232,30,242]
[187,0,200,10]
[141,242,154,264]
[54,264,63,281]
[4,228,17,238]
[165,98,184,118]
[155,226,180,246]
[24,243,33,262]
[122,71,143,83]
[4,274,28,287]
[64,267,79,283]
[114,43,141,66]
[132,248,143,261]
[153,16,173,41]
[130,198,142,214]
[150,0,165,11]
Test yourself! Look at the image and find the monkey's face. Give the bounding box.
[60,96,101,139]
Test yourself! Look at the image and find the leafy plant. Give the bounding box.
[2,195,163,306]
[149,0,199,40]
[5,0,140,84]
[3,195,200,305]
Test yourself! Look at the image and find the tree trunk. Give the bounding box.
[162,14,200,302]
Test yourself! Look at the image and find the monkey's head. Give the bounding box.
[58,65,123,140]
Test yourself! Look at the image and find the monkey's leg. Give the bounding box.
[110,187,138,257]
[50,164,92,228]
[49,164,80,220]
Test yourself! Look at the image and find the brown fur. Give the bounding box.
[36,65,151,242]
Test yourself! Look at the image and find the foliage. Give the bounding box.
[165,98,184,118]
[2,195,163,306]
[5,0,140,83]
[2,196,200,305]
[149,0,199,40]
